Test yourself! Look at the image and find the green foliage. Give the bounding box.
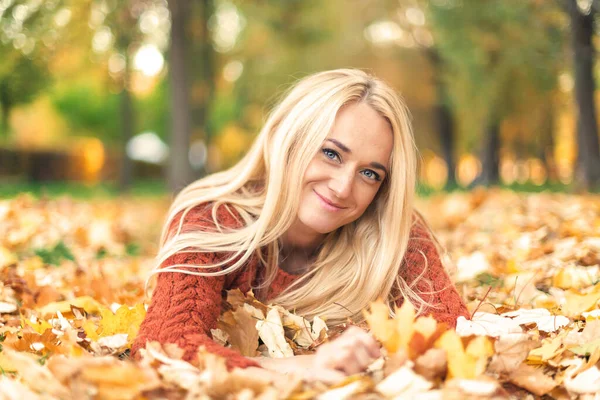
[427,0,566,150]
[125,243,141,257]
[0,54,50,116]
[137,79,169,141]
[476,272,504,289]
[95,248,109,260]
[35,241,76,266]
[50,84,121,143]
[0,0,59,136]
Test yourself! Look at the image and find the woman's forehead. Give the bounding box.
[327,103,393,163]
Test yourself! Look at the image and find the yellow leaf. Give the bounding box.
[364,301,399,353]
[553,267,595,290]
[414,315,438,339]
[83,320,100,341]
[562,284,600,318]
[22,315,52,335]
[0,246,17,268]
[38,296,102,317]
[434,330,492,379]
[365,300,441,356]
[0,352,17,374]
[21,256,44,271]
[395,301,416,352]
[465,336,494,377]
[97,304,146,344]
[527,330,569,364]
[506,259,521,274]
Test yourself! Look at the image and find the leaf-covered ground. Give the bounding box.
[0,190,599,399]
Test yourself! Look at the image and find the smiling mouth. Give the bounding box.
[314,190,346,210]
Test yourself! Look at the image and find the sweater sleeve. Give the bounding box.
[130,204,259,371]
[396,213,470,327]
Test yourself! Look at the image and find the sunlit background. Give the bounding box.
[1,0,599,195]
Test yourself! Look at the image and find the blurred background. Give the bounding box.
[1,0,599,197]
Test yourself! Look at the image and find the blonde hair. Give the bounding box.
[150,68,424,325]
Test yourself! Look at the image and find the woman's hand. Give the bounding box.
[254,326,381,383]
[312,325,381,376]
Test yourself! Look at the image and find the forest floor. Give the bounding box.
[0,189,599,398]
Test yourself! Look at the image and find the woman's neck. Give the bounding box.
[280,220,324,255]
[279,221,324,275]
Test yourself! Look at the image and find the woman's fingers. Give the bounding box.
[312,326,382,377]
[339,345,372,375]
[307,367,346,385]
[340,326,381,361]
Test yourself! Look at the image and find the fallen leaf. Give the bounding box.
[456,312,522,337]
[0,349,69,398]
[508,363,557,396]
[527,330,569,364]
[434,330,493,379]
[564,365,600,394]
[37,296,102,317]
[376,362,433,398]
[501,308,570,333]
[256,308,293,358]
[561,283,600,318]
[488,333,538,374]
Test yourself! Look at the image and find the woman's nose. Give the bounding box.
[328,169,353,199]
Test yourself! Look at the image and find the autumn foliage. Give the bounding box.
[0,190,600,398]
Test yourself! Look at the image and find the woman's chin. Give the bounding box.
[300,219,339,235]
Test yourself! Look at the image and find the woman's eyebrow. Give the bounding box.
[326,138,388,176]
[370,162,388,176]
[326,138,352,153]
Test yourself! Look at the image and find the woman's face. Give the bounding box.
[292,102,393,243]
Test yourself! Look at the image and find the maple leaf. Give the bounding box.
[364,299,445,360]
[9,328,65,356]
[363,300,398,353]
[217,304,262,357]
[508,363,557,396]
[488,333,538,374]
[434,330,493,379]
[256,308,294,358]
[95,303,146,344]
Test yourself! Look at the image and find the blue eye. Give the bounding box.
[322,148,340,162]
[362,169,382,182]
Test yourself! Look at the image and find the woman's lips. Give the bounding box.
[314,190,345,212]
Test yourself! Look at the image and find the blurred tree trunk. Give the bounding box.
[568,0,600,188]
[168,0,195,193]
[539,101,558,182]
[119,62,134,192]
[477,120,500,186]
[427,49,456,188]
[0,84,9,137]
[189,0,215,178]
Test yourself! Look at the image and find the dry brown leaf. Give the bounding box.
[508,363,557,396]
[488,333,538,374]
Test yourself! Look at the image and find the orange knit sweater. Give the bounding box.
[131,203,469,370]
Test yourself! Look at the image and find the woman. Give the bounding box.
[131,69,469,380]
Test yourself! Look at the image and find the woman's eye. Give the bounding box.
[322,148,340,162]
[362,169,381,181]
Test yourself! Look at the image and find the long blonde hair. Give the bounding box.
[150,69,423,325]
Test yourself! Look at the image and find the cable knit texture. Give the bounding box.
[131,203,469,370]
